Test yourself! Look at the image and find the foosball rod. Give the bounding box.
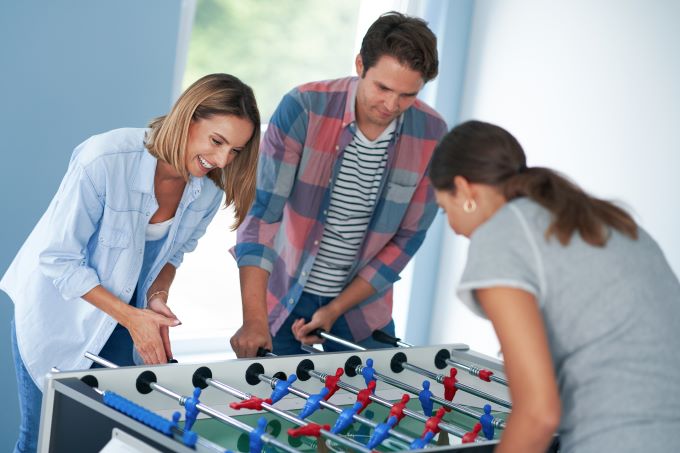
[389,355,512,409]
[347,358,506,430]
[85,352,300,453]
[192,367,372,453]
[302,367,470,440]
[257,372,418,447]
[371,330,508,387]
[50,366,226,453]
[259,351,472,440]
[308,330,506,430]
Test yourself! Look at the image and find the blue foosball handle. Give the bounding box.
[102,391,198,447]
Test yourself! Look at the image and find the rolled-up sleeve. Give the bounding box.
[232,88,307,271]
[39,162,103,300]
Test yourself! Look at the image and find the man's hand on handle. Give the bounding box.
[230,320,272,357]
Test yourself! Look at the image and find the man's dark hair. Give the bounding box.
[360,11,438,82]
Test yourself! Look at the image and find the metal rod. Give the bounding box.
[73,361,226,452]
[85,352,300,453]
[260,374,415,448]
[448,358,509,386]
[308,369,469,439]
[204,377,370,452]
[401,362,512,409]
[370,330,509,386]
[355,364,507,430]
[311,331,509,427]
[315,330,366,351]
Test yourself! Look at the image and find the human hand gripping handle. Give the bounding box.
[123,305,180,365]
[291,304,341,345]
[147,295,180,361]
[230,320,273,358]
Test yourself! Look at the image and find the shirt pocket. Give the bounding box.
[91,227,131,281]
[371,182,417,234]
[384,181,417,204]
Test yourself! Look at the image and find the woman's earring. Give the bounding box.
[463,199,477,213]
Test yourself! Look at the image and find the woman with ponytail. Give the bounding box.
[431,120,680,453]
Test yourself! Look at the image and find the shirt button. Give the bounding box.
[335,145,339,151]
[301,271,307,276]
[314,240,319,245]
[145,211,150,216]
[323,210,327,215]
[288,298,294,305]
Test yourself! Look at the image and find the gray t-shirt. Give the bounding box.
[458,198,680,453]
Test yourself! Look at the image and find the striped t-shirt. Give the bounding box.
[304,121,397,296]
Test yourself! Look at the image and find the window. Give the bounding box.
[170,0,364,361]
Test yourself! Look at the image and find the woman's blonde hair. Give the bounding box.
[145,73,260,230]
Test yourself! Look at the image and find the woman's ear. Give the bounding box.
[453,175,473,199]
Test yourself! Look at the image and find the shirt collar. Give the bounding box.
[343,76,405,138]
[132,148,158,194]
[132,147,205,198]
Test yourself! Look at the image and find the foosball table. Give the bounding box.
[38,333,527,452]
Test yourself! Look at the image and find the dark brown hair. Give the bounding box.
[360,11,438,82]
[430,120,637,246]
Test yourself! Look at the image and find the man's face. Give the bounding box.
[355,54,425,130]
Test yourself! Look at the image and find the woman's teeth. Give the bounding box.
[198,155,214,169]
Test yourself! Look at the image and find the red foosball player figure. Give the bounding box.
[288,422,330,438]
[356,381,376,414]
[442,368,458,403]
[422,407,447,437]
[389,394,410,425]
[229,396,272,411]
[324,368,344,400]
[462,422,482,443]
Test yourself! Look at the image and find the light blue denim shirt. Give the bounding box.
[0,128,222,389]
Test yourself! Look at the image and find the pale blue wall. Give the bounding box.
[0,1,185,448]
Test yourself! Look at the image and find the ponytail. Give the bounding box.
[431,120,637,246]
[503,167,637,246]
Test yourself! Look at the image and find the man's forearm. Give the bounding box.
[328,276,376,318]
[239,266,271,324]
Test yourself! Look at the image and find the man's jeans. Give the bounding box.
[272,291,396,355]
[11,319,41,453]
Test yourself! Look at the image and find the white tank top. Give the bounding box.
[145,217,174,241]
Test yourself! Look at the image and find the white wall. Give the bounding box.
[430,0,680,356]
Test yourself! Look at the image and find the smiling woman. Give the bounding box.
[0,72,260,452]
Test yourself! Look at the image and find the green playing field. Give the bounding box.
[189,398,506,452]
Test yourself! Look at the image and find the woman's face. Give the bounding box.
[435,180,507,238]
[185,114,254,178]
[435,189,477,237]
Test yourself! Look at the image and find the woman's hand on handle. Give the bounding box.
[147,296,180,361]
[123,306,180,364]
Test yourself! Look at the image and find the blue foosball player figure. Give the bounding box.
[480,404,495,440]
[366,415,398,449]
[184,388,202,431]
[270,374,297,404]
[299,387,329,419]
[332,402,363,434]
[249,417,268,453]
[418,380,434,416]
[361,358,376,387]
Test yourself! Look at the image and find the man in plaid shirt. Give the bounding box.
[230,12,447,357]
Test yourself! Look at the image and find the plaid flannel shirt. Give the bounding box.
[233,77,447,341]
